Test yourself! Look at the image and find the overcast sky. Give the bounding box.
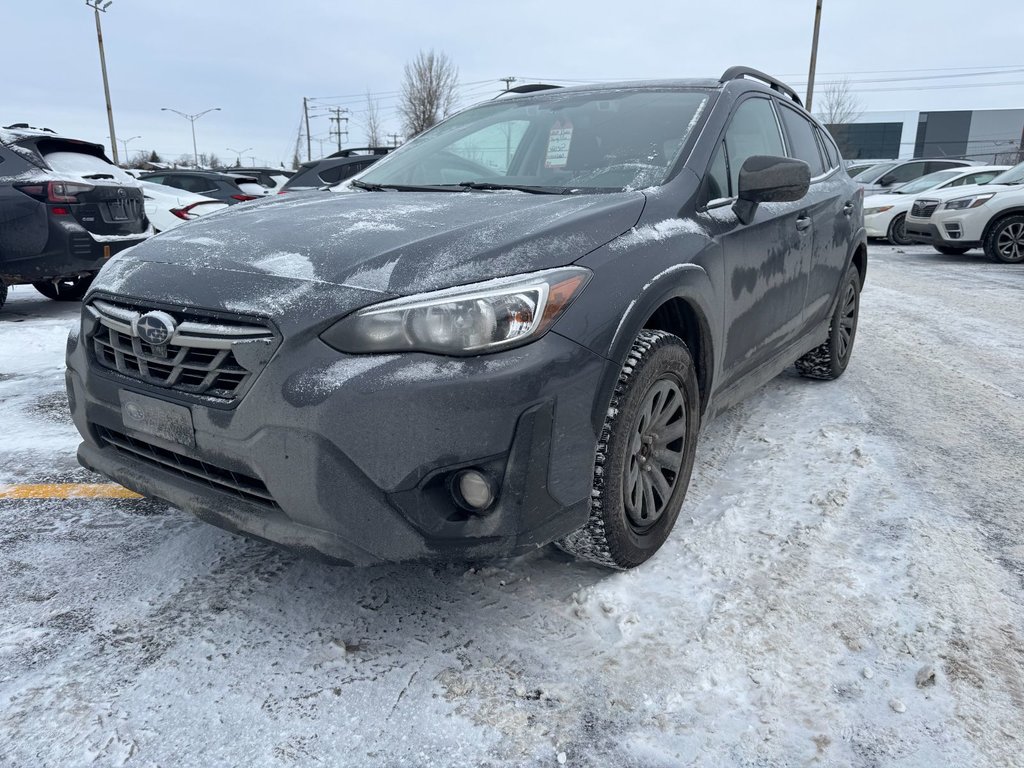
[8,0,1023,167]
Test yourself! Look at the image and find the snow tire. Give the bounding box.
[557,329,700,570]
[796,264,861,381]
[33,276,94,302]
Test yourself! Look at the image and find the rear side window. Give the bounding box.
[958,171,1000,186]
[816,127,840,170]
[779,105,825,177]
[287,166,325,187]
[925,161,965,174]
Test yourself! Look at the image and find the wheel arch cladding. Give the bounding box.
[851,242,867,285]
[983,208,1024,243]
[642,297,712,414]
[600,265,716,421]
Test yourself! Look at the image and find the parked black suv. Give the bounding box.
[67,68,866,569]
[138,170,263,204]
[278,147,393,193]
[0,125,150,306]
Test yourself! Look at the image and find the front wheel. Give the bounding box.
[33,275,94,301]
[934,245,969,256]
[984,215,1024,264]
[796,264,862,380]
[557,330,700,569]
[887,213,913,246]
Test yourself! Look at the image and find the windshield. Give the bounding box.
[358,89,710,192]
[852,162,897,183]
[892,170,962,194]
[989,161,1024,185]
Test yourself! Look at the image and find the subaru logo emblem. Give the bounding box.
[133,311,177,346]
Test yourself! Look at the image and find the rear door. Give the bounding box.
[701,96,813,385]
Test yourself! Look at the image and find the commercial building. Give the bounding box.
[828,108,1024,164]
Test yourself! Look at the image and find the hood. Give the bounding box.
[909,182,1013,203]
[116,189,646,297]
[863,193,906,208]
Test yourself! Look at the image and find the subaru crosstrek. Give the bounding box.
[0,125,151,308]
[66,68,867,569]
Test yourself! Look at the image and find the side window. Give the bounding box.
[925,161,961,174]
[722,98,785,195]
[967,171,999,185]
[779,105,825,177]
[161,175,189,191]
[886,163,925,184]
[144,174,165,184]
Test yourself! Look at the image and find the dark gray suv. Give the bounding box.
[66,67,866,569]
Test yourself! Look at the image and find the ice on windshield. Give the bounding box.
[358,89,710,192]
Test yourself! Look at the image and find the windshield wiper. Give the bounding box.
[350,179,462,193]
[455,181,572,195]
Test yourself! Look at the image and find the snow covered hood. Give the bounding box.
[863,193,908,208]
[114,189,646,296]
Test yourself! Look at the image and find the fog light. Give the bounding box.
[452,469,496,512]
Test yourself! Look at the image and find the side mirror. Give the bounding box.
[878,174,897,187]
[733,155,811,224]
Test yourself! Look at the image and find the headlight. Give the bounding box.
[864,205,893,216]
[322,267,591,355]
[943,193,995,210]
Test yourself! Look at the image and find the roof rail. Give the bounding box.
[719,67,803,107]
[493,83,562,99]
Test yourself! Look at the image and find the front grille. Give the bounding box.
[87,298,274,401]
[97,426,278,508]
[911,200,939,218]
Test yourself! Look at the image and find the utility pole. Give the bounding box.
[86,0,118,165]
[500,77,517,168]
[161,107,221,167]
[303,97,312,161]
[387,133,401,148]
[328,107,349,153]
[806,0,823,111]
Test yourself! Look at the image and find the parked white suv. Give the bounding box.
[864,165,1007,245]
[852,158,973,195]
[905,162,1024,262]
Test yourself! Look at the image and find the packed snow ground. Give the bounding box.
[1,245,1022,767]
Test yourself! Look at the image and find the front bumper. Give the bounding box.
[863,211,894,239]
[905,218,981,249]
[66,317,608,565]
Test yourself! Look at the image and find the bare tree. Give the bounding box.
[363,90,383,147]
[816,78,863,126]
[399,49,459,137]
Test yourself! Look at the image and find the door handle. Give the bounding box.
[796,215,812,232]
[843,202,855,216]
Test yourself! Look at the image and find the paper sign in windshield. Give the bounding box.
[545,120,573,168]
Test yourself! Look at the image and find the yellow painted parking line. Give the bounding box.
[0,483,143,500]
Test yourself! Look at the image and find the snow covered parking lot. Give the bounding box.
[1,244,1022,767]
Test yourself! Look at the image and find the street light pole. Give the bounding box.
[86,0,118,165]
[109,134,140,162]
[161,107,221,167]
[806,0,823,111]
[227,147,252,166]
